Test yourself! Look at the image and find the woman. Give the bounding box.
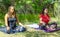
[39,7,57,31]
[39,8,50,25]
[5,6,26,34]
[25,7,57,32]
[39,7,50,30]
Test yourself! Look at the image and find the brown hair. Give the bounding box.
[7,6,16,18]
[41,7,48,15]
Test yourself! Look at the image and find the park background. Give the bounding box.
[0,0,60,37]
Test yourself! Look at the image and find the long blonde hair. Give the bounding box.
[7,6,16,18]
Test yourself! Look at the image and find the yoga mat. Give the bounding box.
[26,23,60,32]
[0,27,6,33]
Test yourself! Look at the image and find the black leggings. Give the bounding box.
[39,25,46,30]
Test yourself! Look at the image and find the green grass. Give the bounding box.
[0,14,60,37]
[18,14,39,23]
[0,31,60,37]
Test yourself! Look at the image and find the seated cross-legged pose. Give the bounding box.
[39,7,57,31]
[26,7,57,32]
[45,22,57,32]
[26,7,58,32]
[5,6,26,34]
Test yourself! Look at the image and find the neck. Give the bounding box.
[10,12,14,15]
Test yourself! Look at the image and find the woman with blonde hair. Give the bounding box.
[5,6,26,34]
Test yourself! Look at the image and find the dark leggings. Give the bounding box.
[39,25,46,30]
[6,26,26,34]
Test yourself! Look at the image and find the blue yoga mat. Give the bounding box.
[0,27,6,33]
[0,26,26,34]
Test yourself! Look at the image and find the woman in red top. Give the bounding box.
[39,7,57,31]
[39,7,50,25]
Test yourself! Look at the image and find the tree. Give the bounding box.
[54,0,60,23]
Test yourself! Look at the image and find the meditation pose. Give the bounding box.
[5,6,26,34]
[39,7,57,31]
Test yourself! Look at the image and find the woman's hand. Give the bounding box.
[19,23,24,27]
[40,21,46,25]
[46,25,49,28]
[6,26,10,31]
[39,18,46,25]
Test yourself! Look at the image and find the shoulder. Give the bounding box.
[39,14,43,17]
[39,14,43,18]
[5,13,9,18]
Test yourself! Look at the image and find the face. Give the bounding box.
[9,6,14,13]
[44,8,48,14]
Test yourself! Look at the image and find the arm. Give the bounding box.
[39,18,45,25]
[5,14,10,30]
[5,14,8,27]
[39,14,45,25]
[16,15,23,26]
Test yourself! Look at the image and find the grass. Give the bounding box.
[0,14,60,37]
[0,30,60,37]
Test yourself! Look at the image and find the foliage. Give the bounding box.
[0,0,57,25]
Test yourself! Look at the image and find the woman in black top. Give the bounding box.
[5,6,26,34]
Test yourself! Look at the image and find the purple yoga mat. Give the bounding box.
[34,27,60,32]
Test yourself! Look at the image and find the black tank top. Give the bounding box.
[8,17,16,29]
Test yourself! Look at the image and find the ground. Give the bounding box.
[0,17,60,37]
[0,27,60,37]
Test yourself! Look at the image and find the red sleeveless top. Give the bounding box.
[39,14,50,24]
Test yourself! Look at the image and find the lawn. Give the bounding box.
[0,17,60,37]
[0,30,60,37]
